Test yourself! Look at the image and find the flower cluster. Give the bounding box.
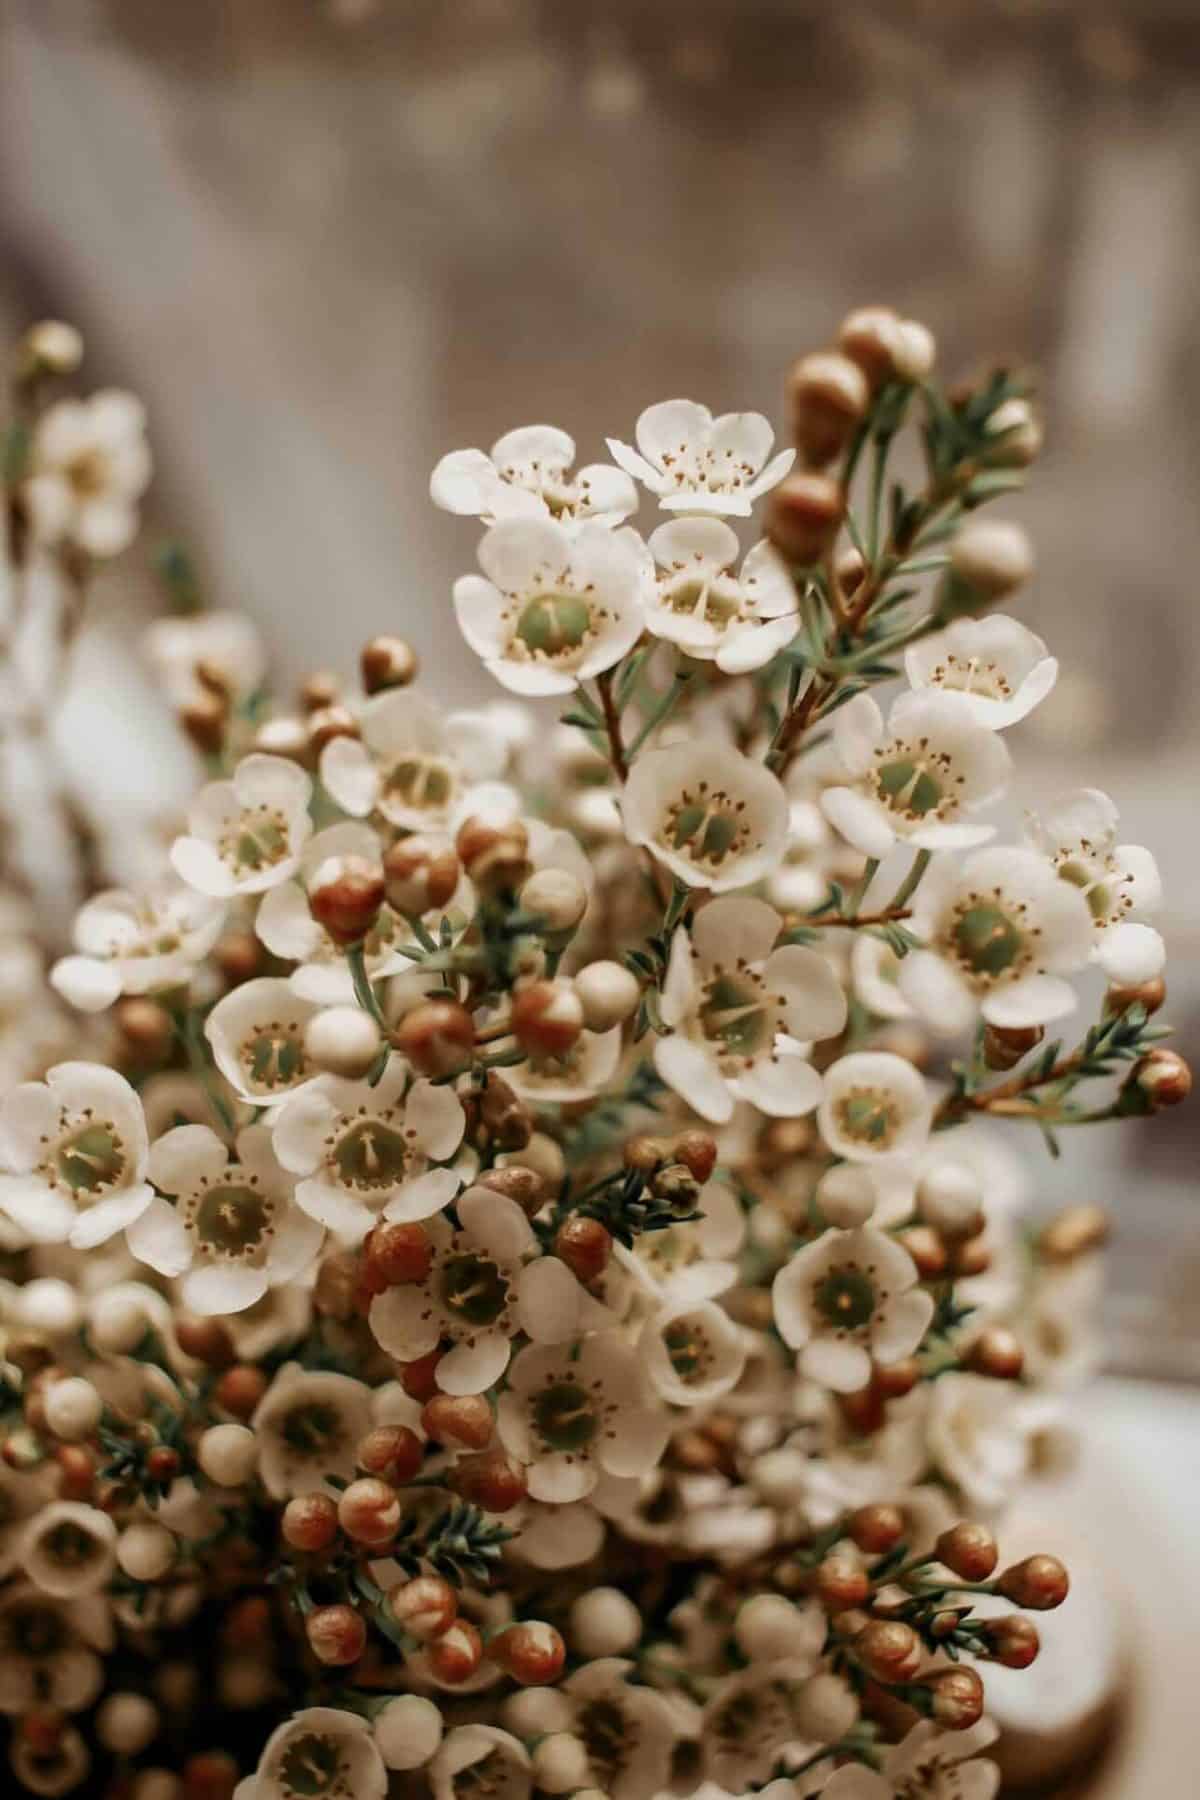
[0,308,1187,1800]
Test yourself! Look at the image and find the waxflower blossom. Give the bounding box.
[621,1174,745,1304]
[900,846,1095,1033]
[19,1502,118,1599]
[634,517,799,671]
[654,895,847,1123]
[204,978,319,1109]
[171,754,313,898]
[368,1187,597,1394]
[818,1051,935,1164]
[144,609,267,710]
[905,615,1058,729]
[50,881,225,1012]
[497,1335,670,1503]
[502,1024,622,1107]
[252,1706,387,1800]
[432,424,638,527]
[0,1062,153,1248]
[926,1373,1054,1514]
[773,1225,934,1392]
[125,1124,323,1315]
[271,1055,464,1243]
[821,1718,1000,1800]
[701,1660,822,1791]
[23,390,151,556]
[453,517,645,696]
[821,690,1010,858]
[430,1726,531,1800]
[623,741,789,891]
[640,1298,747,1406]
[319,688,511,833]
[1027,787,1165,985]
[0,1588,109,1716]
[255,822,417,1006]
[252,1367,374,1499]
[555,1659,680,1800]
[608,399,795,516]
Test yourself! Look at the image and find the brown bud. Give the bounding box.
[357,1424,424,1486]
[950,1233,991,1278]
[115,997,173,1063]
[388,1574,457,1640]
[455,815,530,894]
[874,1358,920,1400]
[490,1620,566,1686]
[757,1116,814,1168]
[281,1492,339,1552]
[212,928,262,986]
[554,1215,613,1284]
[936,1522,998,1583]
[399,1349,444,1402]
[180,693,228,755]
[837,306,903,388]
[55,1444,96,1502]
[427,1617,483,1683]
[183,1752,240,1800]
[421,1393,493,1450]
[927,1665,985,1730]
[854,1618,922,1684]
[510,979,583,1058]
[477,1164,545,1217]
[299,670,341,714]
[674,1129,718,1185]
[252,716,313,765]
[338,1476,402,1548]
[836,544,867,597]
[476,1072,533,1151]
[787,351,870,466]
[896,1224,948,1280]
[838,1381,886,1436]
[1133,1047,1191,1109]
[1105,975,1166,1017]
[651,1162,701,1213]
[306,1603,367,1666]
[361,634,419,694]
[765,472,845,564]
[364,1221,434,1288]
[175,1316,235,1369]
[395,999,476,1078]
[449,1446,529,1513]
[815,1554,871,1611]
[146,1445,181,1483]
[308,855,386,946]
[623,1134,671,1173]
[1039,1203,1109,1263]
[980,1613,1040,1668]
[982,1020,1044,1071]
[997,1554,1069,1610]
[307,704,360,754]
[966,1326,1024,1381]
[314,1250,360,1319]
[214,1365,268,1421]
[847,1504,905,1556]
[382,834,460,916]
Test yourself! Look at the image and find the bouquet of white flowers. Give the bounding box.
[0,307,1186,1800]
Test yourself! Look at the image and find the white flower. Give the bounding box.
[558,1659,680,1800]
[319,689,511,830]
[821,691,1010,858]
[851,933,916,1023]
[23,391,151,556]
[171,754,313,898]
[1027,787,1165,985]
[254,1707,387,1800]
[773,1226,933,1392]
[497,1334,670,1503]
[144,610,266,710]
[205,978,320,1108]
[623,741,789,891]
[926,1372,1054,1514]
[607,399,794,517]
[432,424,638,527]
[509,1500,606,1570]
[252,1365,373,1499]
[255,822,418,1005]
[818,1051,934,1164]
[430,1727,531,1800]
[640,1298,747,1405]
[125,1123,322,1315]
[454,517,644,696]
[899,847,1094,1033]
[904,616,1058,729]
[654,896,846,1124]
[621,1174,745,1305]
[503,1024,622,1106]
[368,1187,592,1393]
[821,1719,1000,1800]
[635,518,798,672]
[701,1660,820,1791]
[0,1063,153,1248]
[0,1588,110,1716]
[271,1054,464,1244]
[50,882,225,1012]
[20,1501,117,1599]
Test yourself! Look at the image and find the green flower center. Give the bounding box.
[383,755,454,815]
[835,1089,899,1147]
[873,756,945,819]
[243,1029,307,1091]
[664,1317,712,1383]
[1058,858,1114,922]
[439,1252,510,1327]
[532,1379,598,1452]
[333,1121,411,1190]
[952,902,1024,976]
[192,1182,274,1256]
[514,591,592,659]
[814,1267,877,1329]
[57,1124,124,1193]
[225,807,289,873]
[662,574,740,626]
[278,1734,345,1798]
[701,970,770,1056]
[665,784,746,869]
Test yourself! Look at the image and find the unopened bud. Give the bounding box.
[996,1554,1069,1610]
[554,1215,612,1284]
[364,1221,434,1287]
[674,1129,718,1185]
[847,1504,905,1556]
[897,1224,948,1281]
[307,704,359,754]
[427,1618,483,1683]
[281,1493,339,1552]
[983,1020,1044,1070]
[574,960,640,1032]
[388,1575,457,1640]
[181,694,228,756]
[1132,1047,1191,1109]
[253,716,313,765]
[308,855,385,946]
[966,1325,1024,1381]
[304,1004,381,1078]
[983,396,1042,468]
[338,1476,402,1548]
[358,1424,424,1485]
[1039,1203,1109,1263]
[927,1665,984,1730]
[306,1603,366,1666]
[361,634,418,694]
[20,319,84,375]
[787,352,870,465]
[916,1161,983,1239]
[299,671,341,714]
[455,815,530,894]
[854,1619,922,1684]
[473,1072,534,1152]
[936,1522,998,1583]
[477,1163,545,1217]
[765,472,846,564]
[395,999,475,1077]
[511,979,583,1058]
[491,1621,566,1686]
[383,835,460,916]
[837,307,903,388]
[980,1613,1040,1668]
[421,1393,493,1450]
[449,1447,528,1513]
[948,518,1034,602]
[519,868,588,940]
[815,1554,871,1611]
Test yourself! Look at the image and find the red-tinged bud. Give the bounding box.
[927,1665,985,1730]
[449,1447,528,1513]
[212,927,263,985]
[815,1554,871,1611]
[838,1381,886,1437]
[427,1617,483,1684]
[422,1393,493,1450]
[980,1613,1040,1668]
[400,1349,444,1402]
[307,704,359,754]
[997,1554,1069,1610]
[183,1751,240,1800]
[787,352,870,466]
[874,1358,920,1400]
[897,1224,948,1280]
[145,1445,181,1484]
[847,1504,905,1556]
[364,1220,434,1287]
[1105,974,1166,1017]
[395,999,476,1078]
[554,1215,612,1284]
[55,1444,95,1502]
[982,1020,1043,1071]
[854,1619,922,1684]
[477,1164,545,1217]
[510,979,583,1058]
[837,305,904,388]
[966,1326,1025,1381]
[623,1134,670,1173]
[299,670,341,713]
[308,854,385,946]
[357,1425,423,1485]
[765,472,845,564]
[281,1492,339,1553]
[388,1575,458,1641]
[936,1522,998,1583]
[214,1365,268,1421]
[1133,1047,1191,1109]
[306,1603,367,1666]
[674,1129,718,1185]
[383,834,460,915]
[491,1620,566,1686]
[361,634,419,694]
[455,815,530,895]
[175,1316,235,1369]
[950,1234,991,1278]
[475,1073,533,1152]
[338,1476,402,1548]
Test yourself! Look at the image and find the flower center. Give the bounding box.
[7,1604,67,1659]
[278,1734,348,1798]
[280,1401,344,1459]
[814,1267,878,1330]
[532,1379,598,1452]
[56,1123,124,1194]
[951,901,1026,977]
[67,449,108,497]
[382,754,455,817]
[332,1120,411,1190]
[455,1748,526,1800]
[834,1087,900,1148]
[661,573,741,627]
[700,968,771,1056]
[514,591,593,660]
[872,751,951,821]
[664,783,748,870]
[242,1026,308,1092]
[930,652,1010,701]
[578,1697,631,1784]
[1057,856,1123,924]
[42,1520,103,1570]
[191,1182,275,1258]
[663,1315,717,1385]
[223,806,290,874]
[439,1252,510,1327]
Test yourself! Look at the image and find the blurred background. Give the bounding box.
[0,4,1197,1788]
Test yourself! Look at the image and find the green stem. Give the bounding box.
[845,857,880,920]
[346,943,389,1032]
[887,847,932,913]
[628,671,691,758]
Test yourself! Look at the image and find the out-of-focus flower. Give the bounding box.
[171,755,313,898]
[0,1063,152,1248]
[50,882,225,1012]
[23,391,150,557]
